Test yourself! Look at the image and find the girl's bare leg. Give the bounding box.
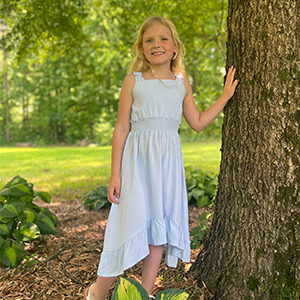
[141,245,164,295]
[85,276,117,300]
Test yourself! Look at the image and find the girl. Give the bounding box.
[84,16,238,300]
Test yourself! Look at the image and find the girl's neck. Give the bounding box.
[144,66,175,80]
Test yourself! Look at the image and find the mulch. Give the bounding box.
[0,200,215,300]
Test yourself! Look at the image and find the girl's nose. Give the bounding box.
[153,39,161,48]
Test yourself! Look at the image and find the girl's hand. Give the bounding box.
[223,66,238,100]
[107,176,121,204]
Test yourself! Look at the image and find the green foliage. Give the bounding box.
[1,0,88,59]
[111,277,150,300]
[185,166,218,207]
[111,277,190,300]
[275,273,300,300]
[247,275,260,292]
[24,253,37,268]
[82,165,218,211]
[155,289,190,300]
[190,212,212,250]
[82,186,110,211]
[0,0,227,145]
[278,285,300,300]
[0,175,57,268]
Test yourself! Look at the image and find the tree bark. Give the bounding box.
[3,45,10,143]
[190,1,300,299]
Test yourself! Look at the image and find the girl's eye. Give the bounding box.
[145,39,152,43]
[162,38,168,41]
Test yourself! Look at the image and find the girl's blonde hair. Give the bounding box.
[129,16,186,74]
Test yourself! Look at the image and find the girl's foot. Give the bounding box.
[149,296,155,299]
[84,283,95,300]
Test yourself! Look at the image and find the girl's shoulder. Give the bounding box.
[123,73,136,84]
[181,73,193,98]
[121,73,135,93]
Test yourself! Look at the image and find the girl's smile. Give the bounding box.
[152,52,164,56]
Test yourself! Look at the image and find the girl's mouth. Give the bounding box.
[152,52,164,56]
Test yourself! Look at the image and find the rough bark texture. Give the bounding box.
[190,1,300,299]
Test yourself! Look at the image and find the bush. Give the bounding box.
[82,186,110,211]
[82,167,218,211]
[0,175,57,268]
[185,166,218,207]
[190,212,212,250]
[111,277,190,299]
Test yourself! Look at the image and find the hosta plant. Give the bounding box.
[111,277,190,299]
[185,166,218,208]
[82,186,110,211]
[0,175,57,268]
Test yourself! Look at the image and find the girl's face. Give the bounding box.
[142,23,177,68]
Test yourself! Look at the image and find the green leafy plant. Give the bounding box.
[190,212,212,250]
[24,253,37,268]
[82,186,110,211]
[111,277,190,300]
[185,166,218,207]
[0,175,57,268]
[159,274,168,282]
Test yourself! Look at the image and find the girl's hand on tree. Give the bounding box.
[107,176,120,204]
[223,66,238,100]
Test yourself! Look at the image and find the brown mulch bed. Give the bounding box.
[0,200,214,300]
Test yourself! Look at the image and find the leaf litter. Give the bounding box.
[0,200,214,299]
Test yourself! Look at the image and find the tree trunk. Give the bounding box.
[3,45,10,143]
[22,94,29,140]
[190,1,300,299]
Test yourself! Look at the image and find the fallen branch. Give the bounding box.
[62,261,86,286]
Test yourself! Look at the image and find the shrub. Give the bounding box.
[82,166,218,211]
[0,175,57,268]
[82,186,110,211]
[111,277,190,299]
[190,212,212,250]
[185,166,218,207]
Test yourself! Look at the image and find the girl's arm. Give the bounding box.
[183,66,238,133]
[107,74,135,204]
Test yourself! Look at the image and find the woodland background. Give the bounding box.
[0,0,228,146]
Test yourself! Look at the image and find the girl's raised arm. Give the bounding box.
[107,74,135,204]
[183,66,238,133]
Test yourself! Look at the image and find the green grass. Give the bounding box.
[0,141,221,201]
[182,140,221,174]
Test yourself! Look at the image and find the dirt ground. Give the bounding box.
[0,200,215,300]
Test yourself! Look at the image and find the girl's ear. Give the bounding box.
[173,44,177,54]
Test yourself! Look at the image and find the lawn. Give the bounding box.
[0,140,221,201]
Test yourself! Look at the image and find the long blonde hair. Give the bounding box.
[129,17,186,74]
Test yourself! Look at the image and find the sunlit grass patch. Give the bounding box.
[0,147,111,201]
[182,140,221,174]
[0,141,221,201]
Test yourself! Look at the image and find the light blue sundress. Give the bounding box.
[98,72,190,277]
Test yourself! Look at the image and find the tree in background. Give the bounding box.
[0,0,89,144]
[190,1,300,299]
[0,0,228,145]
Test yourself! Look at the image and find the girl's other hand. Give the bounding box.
[107,176,120,204]
[223,66,238,100]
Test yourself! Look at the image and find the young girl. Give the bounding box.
[84,16,237,300]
